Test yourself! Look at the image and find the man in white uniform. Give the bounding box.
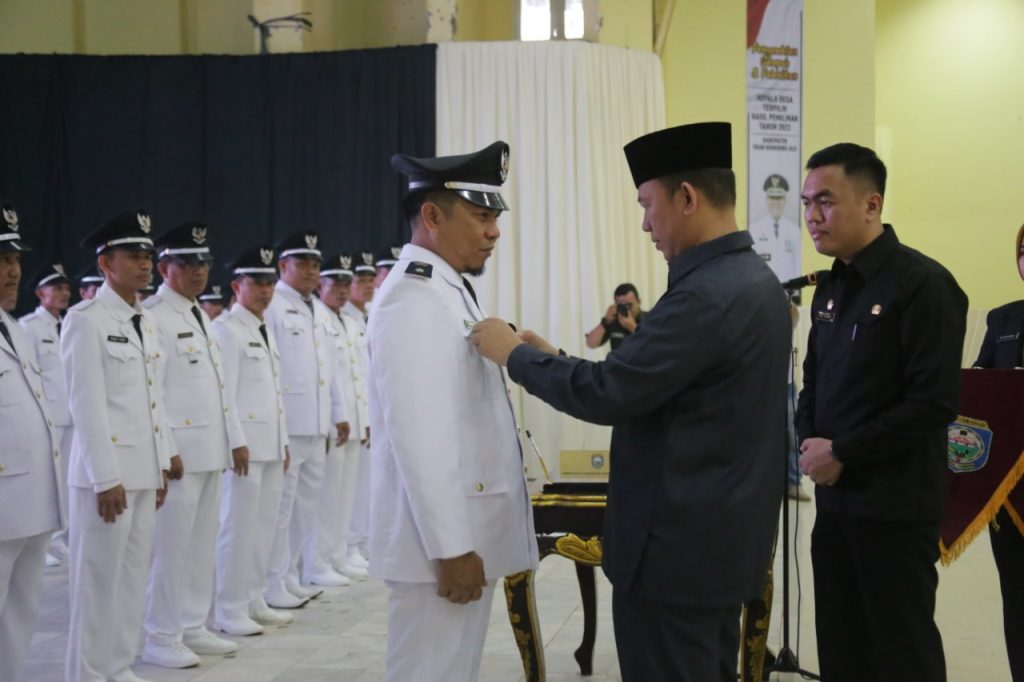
[20,263,74,565]
[142,222,245,667]
[198,284,227,321]
[77,266,104,301]
[63,210,172,682]
[263,230,349,606]
[343,252,375,569]
[213,244,294,634]
[370,142,538,681]
[749,173,801,282]
[0,202,66,682]
[303,253,369,585]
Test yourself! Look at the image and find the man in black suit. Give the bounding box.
[972,223,1024,681]
[796,143,968,682]
[470,122,790,681]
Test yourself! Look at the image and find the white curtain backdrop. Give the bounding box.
[436,41,666,479]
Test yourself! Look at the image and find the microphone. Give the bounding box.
[781,270,827,290]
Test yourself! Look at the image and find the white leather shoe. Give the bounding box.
[213,616,264,637]
[141,639,201,669]
[336,561,369,581]
[182,627,238,655]
[346,547,369,569]
[265,583,309,609]
[250,605,294,626]
[304,569,351,587]
[286,578,323,600]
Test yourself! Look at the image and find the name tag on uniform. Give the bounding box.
[815,310,836,323]
[997,333,1021,343]
[286,309,300,315]
[178,331,194,339]
[42,339,54,344]
[107,335,129,343]
[248,341,263,347]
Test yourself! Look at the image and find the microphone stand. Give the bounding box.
[763,290,820,680]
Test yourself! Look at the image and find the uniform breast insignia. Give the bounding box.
[285,309,300,315]
[41,338,54,344]
[107,335,129,343]
[178,331,194,339]
[248,341,262,347]
[405,262,433,278]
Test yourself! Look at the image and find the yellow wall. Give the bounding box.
[658,0,875,276]
[876,0,1024,309]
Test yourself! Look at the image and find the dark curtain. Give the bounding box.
[0,46,435,315]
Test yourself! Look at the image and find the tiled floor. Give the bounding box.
[25,493,1012,681]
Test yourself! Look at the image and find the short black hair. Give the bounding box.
[403,189,456,224]
[658,168,736,209]
[614,283,639,299]
[806,143,887,198]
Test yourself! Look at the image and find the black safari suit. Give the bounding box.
[974,299,1024,682]
[508,231,790,681]
[797,225,968,682]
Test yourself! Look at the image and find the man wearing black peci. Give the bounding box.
[470,122,790,681]
[796,143,968,682]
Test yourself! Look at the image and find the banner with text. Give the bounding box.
[747,0,803,284]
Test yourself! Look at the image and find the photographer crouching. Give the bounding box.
[585,283,645,352]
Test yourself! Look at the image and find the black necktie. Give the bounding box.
[774,221,779,239]
[462,277,479,307]
[0,319,16,357]
[131,314,144,344]
[56,320,62,337]
[191,305,207,337]
[258,323,269,349]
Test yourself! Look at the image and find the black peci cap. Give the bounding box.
[623,122,732,188]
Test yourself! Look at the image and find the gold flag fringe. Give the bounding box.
[940,448,1024,566]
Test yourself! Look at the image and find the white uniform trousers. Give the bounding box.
[0,530,50,682]
[265,436,325,591]
[304,433,360,574]
[385,581,497,682]
[144,470,221,641]
[215,461,285,622]
[346,441,371,554]
[66,487,156,682]
[51,425,74,547]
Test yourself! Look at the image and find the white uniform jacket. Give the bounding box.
[327,306,368,439]
[144,285,239,472]
[367,244,538,583]
[61,283,171,492]
[19,306,72,427]
[0,309,65,541]
[265,282,347,437]
[212,304,289,463]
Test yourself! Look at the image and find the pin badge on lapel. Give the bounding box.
[871,304,882,316]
